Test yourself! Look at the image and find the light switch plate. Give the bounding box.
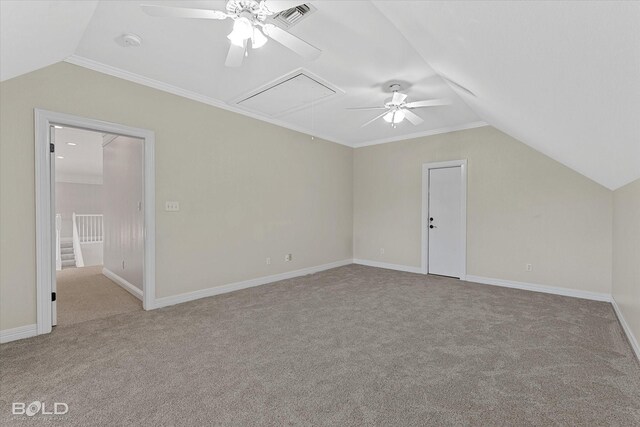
[165,201,180,212]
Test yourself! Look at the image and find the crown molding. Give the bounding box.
[64,55,488,150]
[63,55,350,147]
[352,121,489,148]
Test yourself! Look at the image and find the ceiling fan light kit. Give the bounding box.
[251,27,269,48]
[141,1,321,67]
[349,82,450,129]
[230,15,255,41]
[383,110,405,126]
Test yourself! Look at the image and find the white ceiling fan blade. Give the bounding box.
[346,107,387,111]
[141,5,228,20]
[262,1,308,14]
[361,110,390,128]
[225,41,246,67]
[263,24,321,60]
[403,109,424,126]
[391,92,408,105]
[405,99,451,109]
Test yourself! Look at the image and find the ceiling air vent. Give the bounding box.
[270,3,316,29]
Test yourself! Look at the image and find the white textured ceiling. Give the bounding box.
[373,0,640,190]
[54,127,103,183]
[1,1,638,189]
[71,0,481,146]
[0,0,98,81]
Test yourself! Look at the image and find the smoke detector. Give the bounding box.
[118,33,142,48]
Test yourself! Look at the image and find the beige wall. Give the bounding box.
[612,178,640,348]
[354,126,613,294]
[0,61,624,335]
[0,62,353,330]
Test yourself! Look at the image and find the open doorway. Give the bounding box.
[53,126,144,326]
[35,110,156,336]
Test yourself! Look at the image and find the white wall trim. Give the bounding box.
[611,297,640,361]
[352,121,488,148]
[465,275,612,302]
[34,110,54,334]
[421,160,467,279]
[64,55,350,148]
[35,109,156,338]
[155,259,352,309]
[0,324,37,344]
[102,268,143,301]
[352,259,422,274]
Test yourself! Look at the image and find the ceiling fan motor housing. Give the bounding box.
[227,0,267,20]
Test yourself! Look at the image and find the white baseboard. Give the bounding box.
[352,259,422,274]
[0,324,37,344]
[102,268,143,300]
[611,297,640,361]
[465,275,611,302]
[155,259,353,309]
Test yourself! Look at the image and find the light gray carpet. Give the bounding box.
[1,265,639,425]
[56,266,142,326]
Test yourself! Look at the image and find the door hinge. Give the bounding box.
[51,292,56,302]
[50,143,55,153]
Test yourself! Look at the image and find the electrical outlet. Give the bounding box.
[526,263,533,272]
[380,248,385,255]
[165,201,180,212]
[285,253,292,262]
[266,257,271,265]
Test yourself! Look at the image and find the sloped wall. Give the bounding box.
[354,126,613,294]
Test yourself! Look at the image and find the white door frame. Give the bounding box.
[421,160,467,279]
[34,109,156,335]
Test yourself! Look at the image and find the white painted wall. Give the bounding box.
[612,178,640,355]
[103,136,144,291]
[79,242,103,267]
[54,182,103,239]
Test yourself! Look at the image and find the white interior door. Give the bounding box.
[50,125,57,326]
[428,166,463,278]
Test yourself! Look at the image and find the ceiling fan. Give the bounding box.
[141,1,321,67]
[348,84,450,128]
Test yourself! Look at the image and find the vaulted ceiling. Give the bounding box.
[1,1,638,189]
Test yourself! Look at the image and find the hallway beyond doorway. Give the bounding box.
[56,266,142,327]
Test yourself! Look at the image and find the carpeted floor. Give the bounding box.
[55,266,142,326]
[1,265,638,425]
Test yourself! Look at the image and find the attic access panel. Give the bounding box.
[234,70,340,117]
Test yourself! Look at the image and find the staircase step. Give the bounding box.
[61,260,76,267]
[60,243,73,249]
[61,254,75,260]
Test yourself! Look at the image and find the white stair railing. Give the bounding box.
[71,213,85,268]
[55,214,62,271]
[75,214,104,243]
